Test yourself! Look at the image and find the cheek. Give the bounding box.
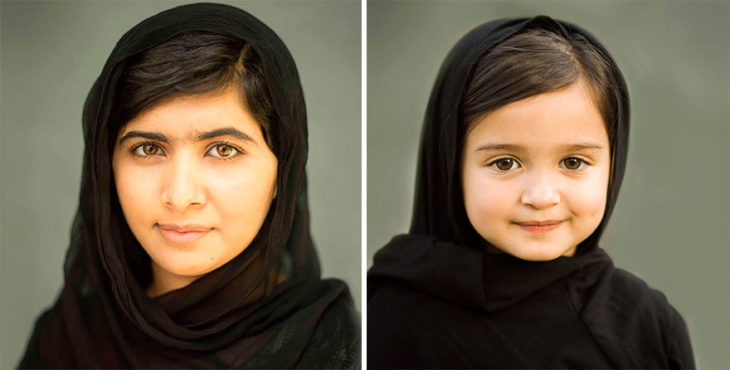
[568,169,609,224]
[209,159,277,228]
[114,162,159,226]
[462,167,514,225]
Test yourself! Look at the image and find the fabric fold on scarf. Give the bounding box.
[369,233,612,312]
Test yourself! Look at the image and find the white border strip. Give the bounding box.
[360,0,367,368]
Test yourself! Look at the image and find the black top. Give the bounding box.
[368,16,693,369]
[19,3,358,368]
[369,236,693,369]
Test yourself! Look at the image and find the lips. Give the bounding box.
[514,220,563,234]
[157,223,212,244]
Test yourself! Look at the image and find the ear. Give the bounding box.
[272,183,278,200]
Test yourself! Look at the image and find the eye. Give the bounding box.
[131,142,163,157]
[561,157,587,171]
[207,143,241,159]
[488,158,521,172]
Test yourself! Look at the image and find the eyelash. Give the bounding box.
[129,141,244,161]
[486,157,590,172]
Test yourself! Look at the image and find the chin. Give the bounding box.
[512,251,564,262]
[154,253,222,277]
[499,242,574,262]
[165,264,216,277]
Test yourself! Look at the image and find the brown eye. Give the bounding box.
[207,143,240,159]
[563,157,584,170]
[142,144,158,155]
[132,143,162,157]
[217,145,233,156]
[491,158,519,171]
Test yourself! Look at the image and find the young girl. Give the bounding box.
[19,3,358,368]
[368,15,694,369]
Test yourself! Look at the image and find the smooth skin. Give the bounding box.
[461,78,611,261]
[112,87,278,297]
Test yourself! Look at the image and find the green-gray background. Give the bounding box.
[0,1,360,367]
[368,1,729,368]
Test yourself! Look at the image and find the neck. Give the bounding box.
[146,261,203,298]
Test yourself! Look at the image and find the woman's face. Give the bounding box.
[112,88,278,293]
[461,79,610,261]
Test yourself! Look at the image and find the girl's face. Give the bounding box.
[112,88,278,295]
[461,79,610,261]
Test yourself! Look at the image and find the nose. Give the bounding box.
[520,170,560,209]
[160,153,206,211]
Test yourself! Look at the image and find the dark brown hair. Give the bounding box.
[114,31,277,152]
[461,28,616,142]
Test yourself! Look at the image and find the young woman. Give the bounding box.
[19,3,358,368]
[368,15,694,369]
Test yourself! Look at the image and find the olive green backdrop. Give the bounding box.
[0,1,360,367]
[367,1,729,368]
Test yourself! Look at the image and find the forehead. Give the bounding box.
[119,89,263,141]
[466,80,609,149]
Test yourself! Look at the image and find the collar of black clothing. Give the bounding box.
[368,233,611,312]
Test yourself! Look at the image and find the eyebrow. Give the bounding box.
[475,143,604,152]
[118,127,256,145]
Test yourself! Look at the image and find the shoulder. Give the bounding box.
[578,267,695,368]
[369,283,440,332]
[610,269,695,367]
[316,284,361,343]
[608,268,678,322]
[296,279,360,369]
[598,268,685,337]
[18,298,75,369]
[368,284,427,369]
[369,283,473,369]
[368,283,418,331]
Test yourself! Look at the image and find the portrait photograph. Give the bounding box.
[367,1,728,369]
[1,1,360,368]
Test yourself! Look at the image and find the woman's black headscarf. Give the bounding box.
[19,3,358,368]
[369,16,692,368]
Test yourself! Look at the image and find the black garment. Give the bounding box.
[369,236,693,369]
[19,3,358,369]
[368,16,693,369]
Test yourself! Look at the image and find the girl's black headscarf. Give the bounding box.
[410,15,629,249]
[368,16,694,368]
[19,3,358,368]
[370,16,630,306]
[370,16,630,304]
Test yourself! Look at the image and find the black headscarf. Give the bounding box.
[19,3,358,368]
[369,16,693,368]
[409,15,629,249]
